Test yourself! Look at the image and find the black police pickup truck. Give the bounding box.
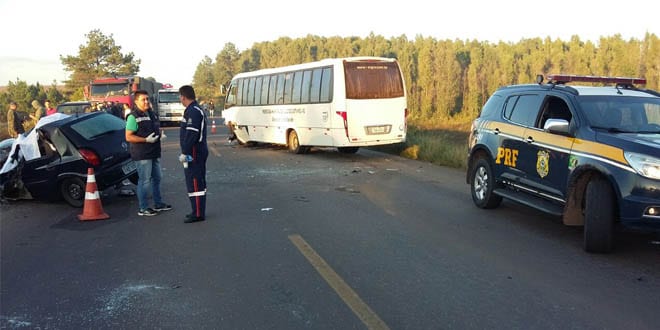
[466,74,660,253]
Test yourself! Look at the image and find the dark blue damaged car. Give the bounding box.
[0,112,137,207]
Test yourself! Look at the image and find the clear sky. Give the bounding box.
[0,0,657,88]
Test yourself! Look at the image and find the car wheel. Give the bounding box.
[60,177,86,208]
[470,158,502,209]
[584,177,615,253]
[288,130,306,154]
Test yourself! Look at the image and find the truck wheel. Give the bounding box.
[470,158,502,209]
[584,177,615,253]
[60,177,85,208]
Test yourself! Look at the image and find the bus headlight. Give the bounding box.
[624,152,660,180]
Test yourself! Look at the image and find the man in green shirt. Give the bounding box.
[125,90,172,216]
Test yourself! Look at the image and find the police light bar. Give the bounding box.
[546,74,646,85]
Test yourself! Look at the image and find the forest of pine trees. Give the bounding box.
[193,33,659,128]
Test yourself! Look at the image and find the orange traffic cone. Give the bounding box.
[78,168,110,221]
[211,120,217,134]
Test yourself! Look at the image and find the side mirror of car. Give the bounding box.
[544,118,570,136]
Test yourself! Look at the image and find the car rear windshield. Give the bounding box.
[69,114,126,140]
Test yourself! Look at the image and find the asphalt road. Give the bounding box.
[1,123,659,329]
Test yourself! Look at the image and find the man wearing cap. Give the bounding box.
[6,101,25,138]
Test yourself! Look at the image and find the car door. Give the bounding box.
[518,94,574,200]
[494,93,544,185]
[20,130,62,199]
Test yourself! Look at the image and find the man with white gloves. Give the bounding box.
[178,85,208,223]
[125,90,172,216]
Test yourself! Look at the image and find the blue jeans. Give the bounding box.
[135,158,164,210]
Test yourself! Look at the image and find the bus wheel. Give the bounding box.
[287,130,306,154]
[338,147,359,154]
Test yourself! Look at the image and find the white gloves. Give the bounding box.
[160,130,167,142]
[178,154,192,162]
[145,132,158,143]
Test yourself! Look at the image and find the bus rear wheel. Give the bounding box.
[287,130,308,154]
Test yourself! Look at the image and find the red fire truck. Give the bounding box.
[84,75,164,108]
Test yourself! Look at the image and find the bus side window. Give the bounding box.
[260,76,269,105]
[225,83,237,108]
[275,74,285,104]
[310,68,323,103]
[283,72,294,104]
[239,78,248,106]
[320,67,332,103]
[246,77,256,106]
[254,76,263,106]
[268,75,278,105]
[300,70,312,103]
[292,71,303,104]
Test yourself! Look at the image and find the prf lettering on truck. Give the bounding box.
[495,147,518,167]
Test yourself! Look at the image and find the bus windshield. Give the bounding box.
[344,61,404,99]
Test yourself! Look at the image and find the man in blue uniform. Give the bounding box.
[178,85,208,223]
[125,90,172,216]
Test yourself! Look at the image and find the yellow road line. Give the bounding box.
[288,234,390,330]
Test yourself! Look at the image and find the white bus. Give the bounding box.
[222,56,408,154]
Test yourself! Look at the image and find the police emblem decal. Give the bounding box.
[536,150,550,178]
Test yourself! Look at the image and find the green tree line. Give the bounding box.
[0,30,141,127]
[193,33,660,128]
[2,32,658,130]
[0,80,66,121]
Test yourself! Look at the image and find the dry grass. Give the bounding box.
[369,124,470,169]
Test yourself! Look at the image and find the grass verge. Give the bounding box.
[369,125,469,169]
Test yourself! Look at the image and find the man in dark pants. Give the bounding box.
[178,85,208,223]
